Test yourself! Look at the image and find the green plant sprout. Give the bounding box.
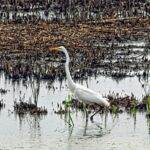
[64,93,73,108]
[146,95,150,114]
[111,105,118,114]
[64,93,74,126]
[131,99,137,114]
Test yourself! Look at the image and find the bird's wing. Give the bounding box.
[74,83,106,105]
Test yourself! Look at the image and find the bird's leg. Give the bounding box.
[83,115,88,136]
[83,103,88,122]
[90,108,101,122]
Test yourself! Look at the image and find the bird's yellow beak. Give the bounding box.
[49,46,61,52]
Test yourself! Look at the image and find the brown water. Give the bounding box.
[0,73,150,150]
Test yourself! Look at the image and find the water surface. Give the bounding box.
[0,73,150,150]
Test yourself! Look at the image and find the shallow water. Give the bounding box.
[0,73,150,150]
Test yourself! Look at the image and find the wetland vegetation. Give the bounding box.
[0,0,150,150]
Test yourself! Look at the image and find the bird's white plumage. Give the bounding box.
[74,83,109,106]
[50,46,110,107]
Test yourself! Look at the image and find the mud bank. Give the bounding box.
[0,18,149,81]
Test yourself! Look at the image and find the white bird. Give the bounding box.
[50,46,110,119]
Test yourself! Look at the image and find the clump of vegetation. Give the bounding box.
[14,99,47,115]
[54,94,75,126]
[0,88,7,94]
[54,94,73,115]
[146,95,150,118]
[54,107,67,114]
[54,92,150,116]
[0,16,149,82]
[0,0,149,23]
[13,80,47,116]
[108,93,140,114]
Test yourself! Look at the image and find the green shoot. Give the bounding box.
[111,105,118,114]
[64,93,73,108]
[146,95,150,114]
[131,99,137,114]
[64,93,74,126]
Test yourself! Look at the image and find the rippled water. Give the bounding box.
[0,73,150,150]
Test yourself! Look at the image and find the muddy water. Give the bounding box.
[0,73,150,150]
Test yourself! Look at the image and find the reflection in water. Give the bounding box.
[68,124,74,140]
[15,114,44,149]
[30,79,40,106]
[133,113,137,131]
[74,112,118,138]
[82,117,105,138]
[16,113,42,138]
[64,109,119,140]
[66,112,150,150]
[27,116,41,139]
[147,118,150,135]
[1,73,150,149]
[147,117,150,135]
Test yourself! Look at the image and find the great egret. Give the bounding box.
[50,46,110,120]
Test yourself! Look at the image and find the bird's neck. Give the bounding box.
[63,49,76,92]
